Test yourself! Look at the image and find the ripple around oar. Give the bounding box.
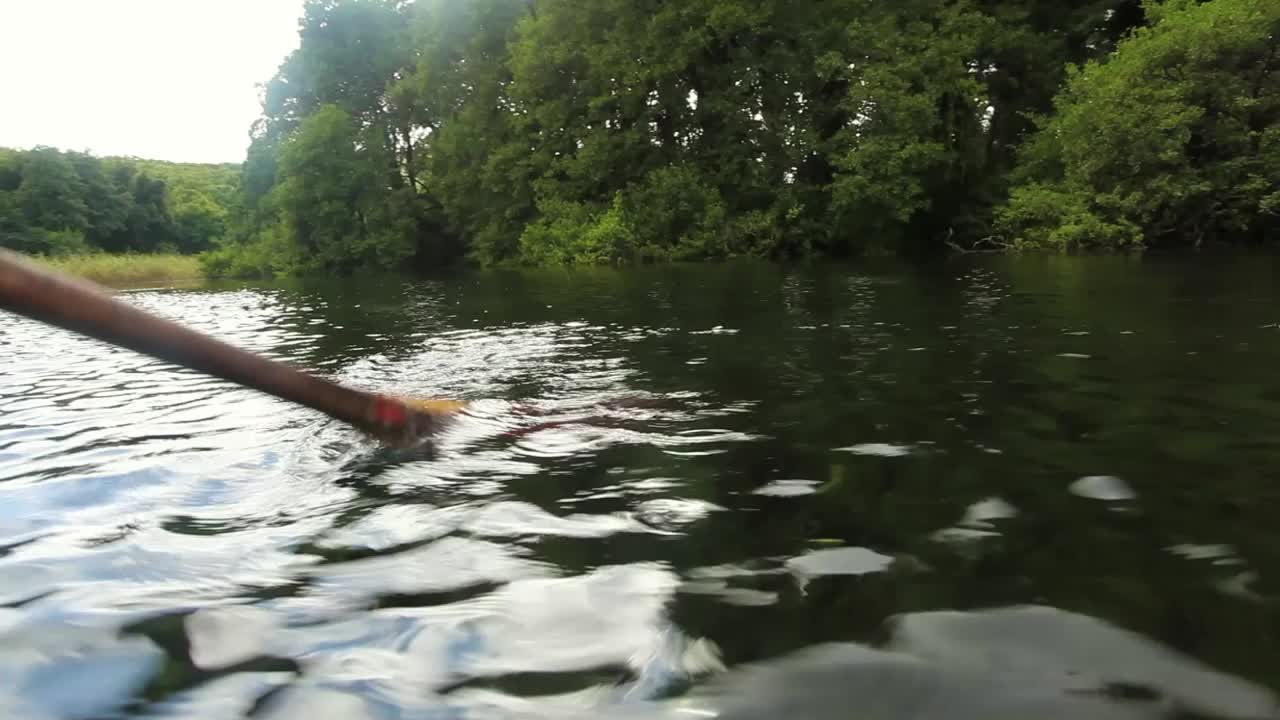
[1069,475,1137,501]
[0,526,319,611]
[3,267,1280,718]
[0,611,165,720]
[751,479,822,497]
[1167,543,1242,564]
[315,501,663,552]
[930,497,1019,548]
[632,498,725,530]
[142,671,296,720]
[509,424,759,460]
[188,565,722,711]
[679,580,780,607]
[834,442,914,457]
[784,547,896,593]
[300,536,556,607]
[459,501,664,539]
[674,606,1279,720]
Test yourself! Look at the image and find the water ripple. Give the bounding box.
[3,263,1279,718]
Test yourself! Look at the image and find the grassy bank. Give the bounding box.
[36,253,205,288]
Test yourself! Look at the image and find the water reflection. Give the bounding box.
[2,257,1280,717]
[688,606,1278,720]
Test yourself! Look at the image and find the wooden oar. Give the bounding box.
[0,249,462,446]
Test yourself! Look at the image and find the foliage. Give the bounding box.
[14,0,1276,271]
[827,0,996,253]
[998,0,1280,249]
[212,0,452,277]
[199,220,295,279]
[225,0,1158,270]
[134,158,239,254]
[513,166,733,264]
[518,194,635,266]
[622,166,730,261]
[0,147,238,257]
[274,104,416,273]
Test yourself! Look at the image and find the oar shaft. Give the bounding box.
[0,250,434,442]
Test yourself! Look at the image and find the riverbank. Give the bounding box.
[36,253,205,288]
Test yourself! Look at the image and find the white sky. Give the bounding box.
[0,0,305,164]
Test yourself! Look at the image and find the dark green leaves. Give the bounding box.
[201,0,1280,272]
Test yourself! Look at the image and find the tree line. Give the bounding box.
[5,0,1277,275]
[0,147,238,257]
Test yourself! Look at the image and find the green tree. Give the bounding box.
[398,0,529,265]
[205,0,1274,273]
[69,152,131,250]
[826,1,994,254]
[214,0,465,275]
[15,147,88,236]
[0,147,239,257]
[169,189,228,254]
[998,0,1280,249]
[275,104,415,272]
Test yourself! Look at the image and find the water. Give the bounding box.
[2,256,1279,719]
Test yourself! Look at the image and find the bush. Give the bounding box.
[4,228,92,256]
[621,165,727,260]
[199,221,297,279]
[998,0,1280,249]
[997,183,1142,250]
[518,194,634,265]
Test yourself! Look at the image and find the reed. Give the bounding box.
[35,253,205,288]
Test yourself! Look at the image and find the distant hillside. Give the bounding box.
[0,146,241,256]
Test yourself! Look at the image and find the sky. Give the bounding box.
[0,0,305,164]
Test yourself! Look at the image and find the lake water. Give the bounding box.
[2,256,1279,719]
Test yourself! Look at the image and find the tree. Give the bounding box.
[0,147,237,256]
[827,0,994,254]
[70,152,131,250]
[998,0,1280,249]
[206,0,1274,273]
[15,147,88,236]
[399,0,530,264]
[275,104,415,272]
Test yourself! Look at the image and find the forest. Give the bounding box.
[0,148,237,258]
[2,0,1277,276]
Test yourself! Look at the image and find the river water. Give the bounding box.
[2,256,1279,719]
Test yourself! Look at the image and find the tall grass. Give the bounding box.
[36,253,206,288]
